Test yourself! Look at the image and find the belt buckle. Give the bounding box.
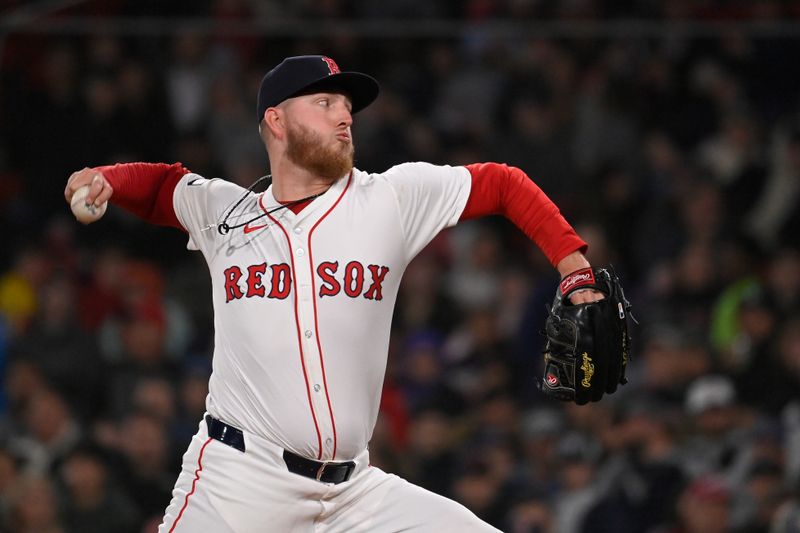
[315,461,331,482]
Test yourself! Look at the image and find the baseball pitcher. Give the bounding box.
[64,55,631,532]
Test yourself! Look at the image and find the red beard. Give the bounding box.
[285,122,354,183]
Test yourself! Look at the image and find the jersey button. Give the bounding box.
[304,330,312,338]
[313,384,321,392]
[296,248,305,257]
[325,438,333,446]
[293,226,302,234]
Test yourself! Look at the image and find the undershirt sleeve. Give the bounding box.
[94,162,190,231]
[460,162,587,267]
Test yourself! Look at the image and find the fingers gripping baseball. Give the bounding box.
[65,168,113,206]
[65,168,113,223]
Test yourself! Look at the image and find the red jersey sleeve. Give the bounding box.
[460,162,587,266]
[95,162,190,231]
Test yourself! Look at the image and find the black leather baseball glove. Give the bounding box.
[540,266,633,405]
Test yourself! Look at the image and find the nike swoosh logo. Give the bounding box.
[187,177,206,186]
[243,223,268,234]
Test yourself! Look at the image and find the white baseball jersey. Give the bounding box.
[173,163,471,462]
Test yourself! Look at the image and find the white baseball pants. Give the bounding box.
[158,417,501,533]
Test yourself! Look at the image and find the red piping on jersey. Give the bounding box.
[306,172,352,460]
[168,437,212,533]
[261,194,324,459]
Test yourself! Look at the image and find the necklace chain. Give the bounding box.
[217,175,328,235]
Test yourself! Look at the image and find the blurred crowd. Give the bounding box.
[2,1,800,532]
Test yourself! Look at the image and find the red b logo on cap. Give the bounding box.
[321,56,340,75]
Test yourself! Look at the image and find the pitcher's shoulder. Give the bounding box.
[353,162,455,186]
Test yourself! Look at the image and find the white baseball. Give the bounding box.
[70,184,107,224]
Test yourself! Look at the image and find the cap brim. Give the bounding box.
[291,71,379,114]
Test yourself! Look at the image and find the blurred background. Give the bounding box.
[1,1,800,532]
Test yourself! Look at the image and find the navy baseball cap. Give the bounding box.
[256,55,379,122]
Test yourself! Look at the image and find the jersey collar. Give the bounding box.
[258,170,353,226]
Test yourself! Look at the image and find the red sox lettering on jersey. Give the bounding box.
[172,162,470,462]
[222,261,390,302]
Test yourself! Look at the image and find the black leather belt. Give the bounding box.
[282,449,356,484]
[206,415,246,452]
[205,415,356,484]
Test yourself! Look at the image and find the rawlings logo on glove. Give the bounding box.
[560,268,595,293]
[540,267,633,405]
[580,352,594,388]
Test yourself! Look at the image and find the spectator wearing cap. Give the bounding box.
[685,375,738,419]
[679,375,756,483]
